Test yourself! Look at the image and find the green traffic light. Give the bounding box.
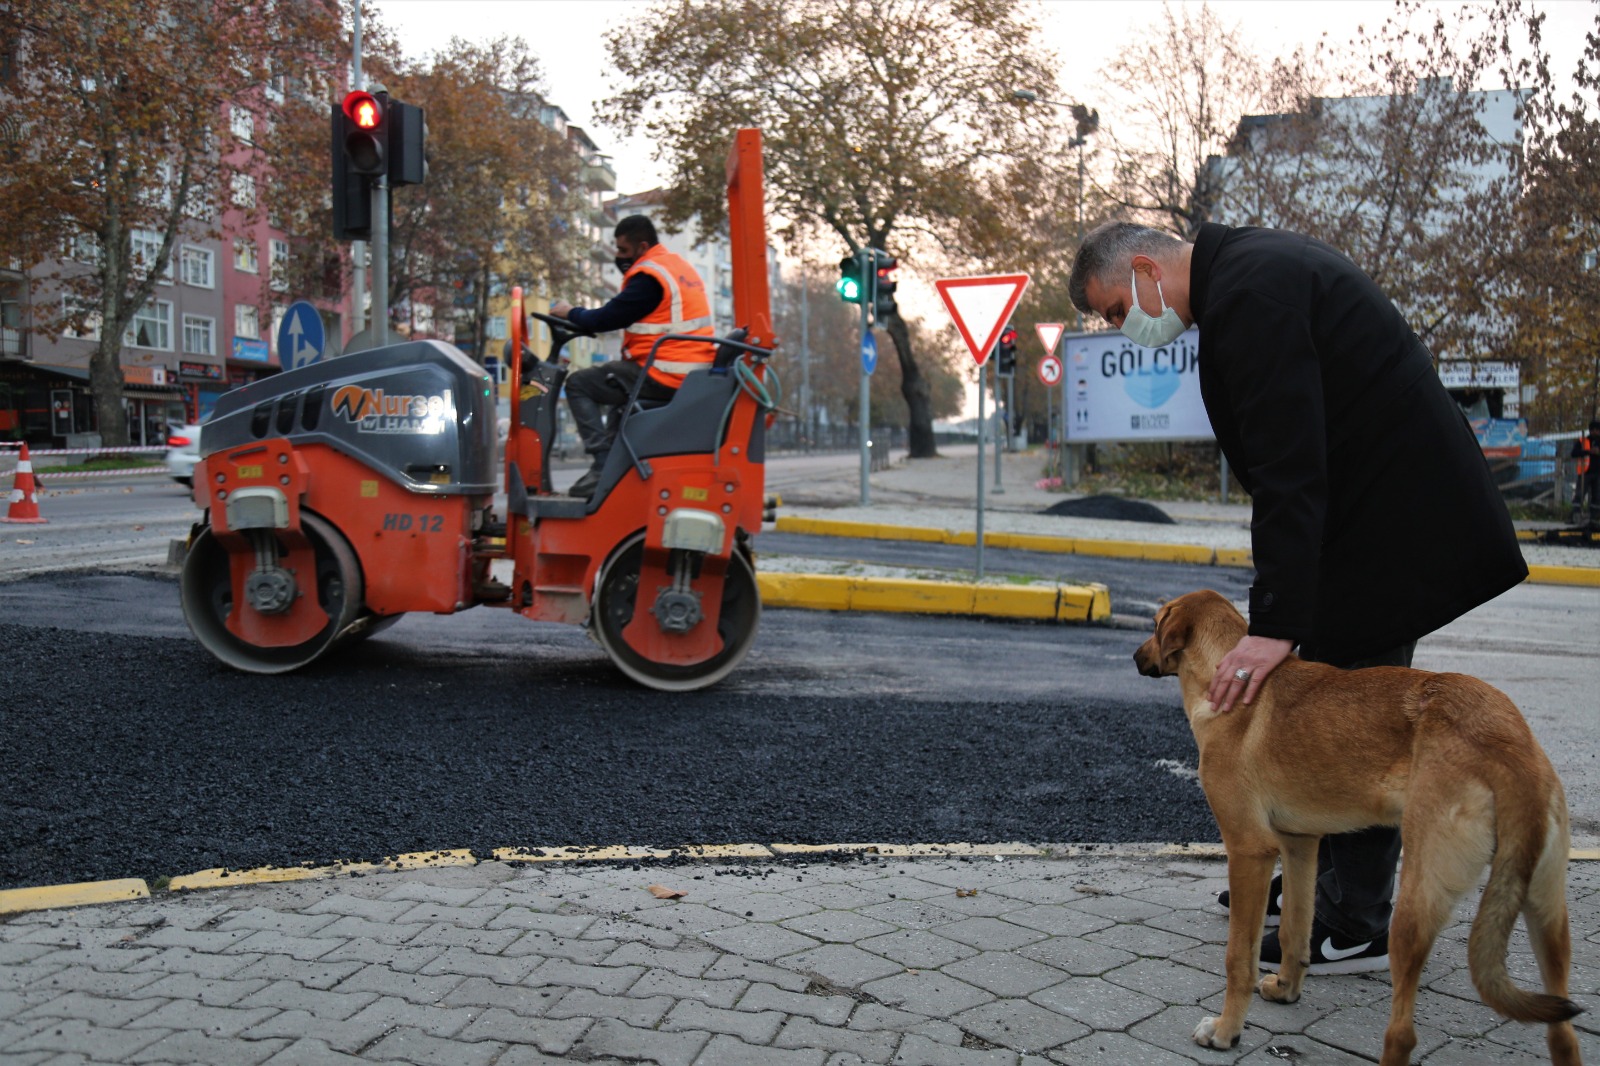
[836,276,862,302]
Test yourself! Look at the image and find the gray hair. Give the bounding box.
[1068,222,1186,315]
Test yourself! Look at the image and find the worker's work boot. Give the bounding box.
[567,453,607,498]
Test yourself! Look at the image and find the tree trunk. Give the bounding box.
[89,334,129,447]
[883,310,938,458]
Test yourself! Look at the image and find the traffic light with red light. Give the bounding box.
[872,251,898,320]
[341,90,387,175]
[331,89,428,241]
[996,325,1018,377]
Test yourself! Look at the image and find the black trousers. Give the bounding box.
[1298,638,1417,941]
[565,360,675,459]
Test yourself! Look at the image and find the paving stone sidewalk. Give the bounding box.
[3,854,1596,1065]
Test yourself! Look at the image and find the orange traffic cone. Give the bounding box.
[2,443,48,524]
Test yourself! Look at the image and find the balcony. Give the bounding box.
[580,156,616,193]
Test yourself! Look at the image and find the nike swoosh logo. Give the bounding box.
[1319,937,1373,961]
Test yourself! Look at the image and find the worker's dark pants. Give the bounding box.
[1574,467,1599,513]
[1297,638,1418,942]
[565,361,674,462]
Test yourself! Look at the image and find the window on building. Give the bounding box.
[230,105,254,145]
[131,229,171,283]
[234,238,259,273]
[487,316,507,340]
[269,239,290,292]
[182,314,215,356]
[124,300,173,350]
[235,303,259,339]
[231,173,255,208]
[60,295,101,341]
[62,231,100,264]
[179,245,214,288]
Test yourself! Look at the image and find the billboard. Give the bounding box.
[1062,328,1214,443]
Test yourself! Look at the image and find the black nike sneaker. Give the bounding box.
[1258,917,1390,975]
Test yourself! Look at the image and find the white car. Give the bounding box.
[164,423,201,486]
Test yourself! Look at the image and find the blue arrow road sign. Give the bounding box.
[278,301,325,369]
[861,332,877,375]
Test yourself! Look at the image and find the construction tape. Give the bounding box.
[0,445,165,457]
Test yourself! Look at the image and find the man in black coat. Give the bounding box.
[1069,220,1528,974]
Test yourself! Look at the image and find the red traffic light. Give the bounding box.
[999,327,1017,346]
[342,91,383,130]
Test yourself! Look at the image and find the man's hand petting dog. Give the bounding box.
[1207,634,1295,712]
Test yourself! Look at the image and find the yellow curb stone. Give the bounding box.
[768,842,1044,857]
[169,849,476,891]
[756,571,853,610]
[1527,564,1600,587]
[1059,583,1112,622]
[849,577,976,614]
[973,583,1060,619]
[494,844,773,864]
[0,878,149,916]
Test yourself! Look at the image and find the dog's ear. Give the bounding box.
[1154,600,1191,675]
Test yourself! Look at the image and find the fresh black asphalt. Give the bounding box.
[0,562,1224,891]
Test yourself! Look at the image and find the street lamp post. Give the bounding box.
[1013,89,1096,486]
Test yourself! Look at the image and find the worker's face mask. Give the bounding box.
[1121,268,1186,348]
[614,254,636,274]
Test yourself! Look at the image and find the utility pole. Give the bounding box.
[801,262,811,453]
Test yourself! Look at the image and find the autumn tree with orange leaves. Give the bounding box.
[0,0,340,444]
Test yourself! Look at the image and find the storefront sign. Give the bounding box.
[180,361,224,380]
[232,337,271,363]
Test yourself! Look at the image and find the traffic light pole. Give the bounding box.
[992,356,1004,494]
[351,5,366,343]
[858,253,871,506]
[371,175,388,348]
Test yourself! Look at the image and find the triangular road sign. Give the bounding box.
[934,274,1030,366]
[1035,322,1064,356]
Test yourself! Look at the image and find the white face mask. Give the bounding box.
[1121,268,1186,348]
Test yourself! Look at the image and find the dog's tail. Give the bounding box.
[1469,792,1582,1024]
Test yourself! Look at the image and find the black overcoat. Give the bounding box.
[1189,223,1527,663]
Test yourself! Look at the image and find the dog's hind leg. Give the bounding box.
[1381,801,1491,1066]
[1259,832,1318,1005]
[1524,802,1581,1066]
[1195,837,1277,1051]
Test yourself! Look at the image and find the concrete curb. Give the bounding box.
[6,844,1597,921]
[773,515,1599,587]
[755,571,1111,622]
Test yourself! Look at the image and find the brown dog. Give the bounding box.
[1133,590,1582,1066]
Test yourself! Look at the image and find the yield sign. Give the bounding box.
[1035,322,1064,356]
[934,273,1030,366]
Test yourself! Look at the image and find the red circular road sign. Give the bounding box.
[1038,353,1063,387]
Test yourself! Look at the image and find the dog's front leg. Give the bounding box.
[1195,845,1277,1050]
[1260,833,1318,1004]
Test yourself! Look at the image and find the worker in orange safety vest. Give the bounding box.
[1572,419,1599,525]
[551,214,716,498]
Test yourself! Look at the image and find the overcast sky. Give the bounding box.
[370,0,1595,197]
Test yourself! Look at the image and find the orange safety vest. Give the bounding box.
[621,244,716,388]
[1578,435,1593,477]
